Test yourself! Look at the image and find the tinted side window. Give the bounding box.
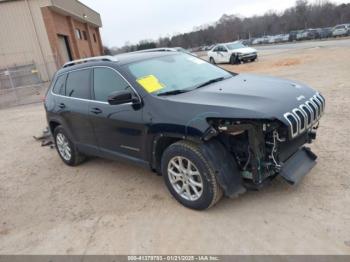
[52,74,67,95]
[216,45,223,51]
[66,69,91,99]
[219,46,227,52]
[93,68,130,102]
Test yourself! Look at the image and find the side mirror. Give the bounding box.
[107,90,138,105]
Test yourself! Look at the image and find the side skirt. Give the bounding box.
[77,143,150,169]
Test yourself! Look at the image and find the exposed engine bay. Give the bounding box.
[205,119,319,188]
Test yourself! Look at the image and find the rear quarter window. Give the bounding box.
[52,74,67,95]
[66,69,92,100]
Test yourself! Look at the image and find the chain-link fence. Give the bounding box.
[0,64,49,109]
[0,52,59,109]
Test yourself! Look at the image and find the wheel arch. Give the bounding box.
[49,120,61,135]
[151,133,201,173]
[48,118,75,142]
[151,133,245,198]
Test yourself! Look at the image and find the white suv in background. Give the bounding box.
[208,41,258,64]
[332,24,350,37]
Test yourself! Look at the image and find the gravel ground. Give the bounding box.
[0,41,350,255]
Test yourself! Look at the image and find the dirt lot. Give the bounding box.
[0,41,350,255]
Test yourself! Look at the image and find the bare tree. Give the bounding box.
[111,1,350,52]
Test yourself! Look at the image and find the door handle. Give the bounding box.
[90,107,102,115]
[58,103,66,109]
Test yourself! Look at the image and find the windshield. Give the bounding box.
[226,43,246,50]
[125,53,233,95]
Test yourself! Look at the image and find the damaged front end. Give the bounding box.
[204,118,319,196]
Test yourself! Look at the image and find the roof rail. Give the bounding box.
[63,56,118,68]
[133,48,177,53]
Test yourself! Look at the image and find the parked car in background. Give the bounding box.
[296,30,305,41]
[316,27,333,38]
[268,35,277,44]
[274,34,289,43]
[289,30,302,41]
[280,34,290,42]
[252,38,263,45]
[208,41,258,64]
[239,39,253,46]
[296,29,319,41]
[261,36,270,44]
[269,34,289,44]
[332,24,350,37]
[306,29,320,40]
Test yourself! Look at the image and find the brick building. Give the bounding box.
[0,0,103,81]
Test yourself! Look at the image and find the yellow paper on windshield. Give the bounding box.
[137,75,164,93]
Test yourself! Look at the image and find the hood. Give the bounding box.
[158,74,318,127]
[229,47,256,54]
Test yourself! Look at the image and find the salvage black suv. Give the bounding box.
[45,51,325,210]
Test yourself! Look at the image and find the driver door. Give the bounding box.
[219,45,230,63]
[89,67,144,159]
[216,45,229,63]
[212,46,220,62]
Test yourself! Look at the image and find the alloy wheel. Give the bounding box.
[167,156,203,201]
[56,133,72,161]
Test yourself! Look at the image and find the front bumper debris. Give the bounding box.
[239,53,257,61]
[279,147,317,185]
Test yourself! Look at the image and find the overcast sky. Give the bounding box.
[80,0,350,47]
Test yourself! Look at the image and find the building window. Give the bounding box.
[93,33,97,43]
[82,31,88,40]
[75,29,82,40]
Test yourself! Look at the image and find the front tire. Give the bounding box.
[161,141,223,210]
[230,54,240,64]
[209,57,216,64]
[54,126,85,166]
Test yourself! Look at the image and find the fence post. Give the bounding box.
[6,67,19,104]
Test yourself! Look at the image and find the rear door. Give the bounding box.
[57,68,97,148]
[89,67,144,160]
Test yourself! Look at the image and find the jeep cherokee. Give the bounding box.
[45,52,325,210]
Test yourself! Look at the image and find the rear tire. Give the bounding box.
[161,141,223,210]
[54,126,85,166]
